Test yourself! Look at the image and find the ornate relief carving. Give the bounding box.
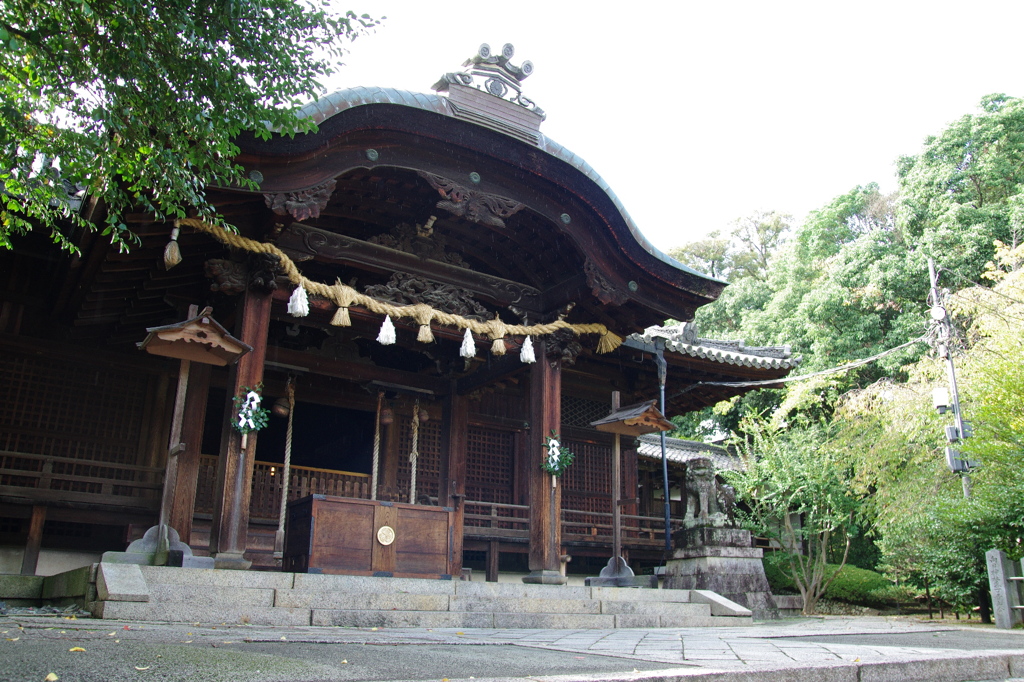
[248,253,282,293]
[368,222,468,267]
[584,258,629,306]
[204,255,281,294]
[264,179,337,222]
[204,259,247,295]
[544,328,583,366]
[417,171,525,228]
[363,272,490,321]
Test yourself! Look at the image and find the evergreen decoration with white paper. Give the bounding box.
[540,430,575,477]
[460,328,476,358]
[520,335,536,363]
[232,385,270,435]
[377,315,397,345]
[287,285,309,317]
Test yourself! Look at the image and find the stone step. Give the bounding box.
[89,565,752,629]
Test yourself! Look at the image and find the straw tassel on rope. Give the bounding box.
[163,220,182,270]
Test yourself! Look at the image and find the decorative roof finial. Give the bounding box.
[433,43,545,119]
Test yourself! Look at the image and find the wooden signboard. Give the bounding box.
[283,495,457,579]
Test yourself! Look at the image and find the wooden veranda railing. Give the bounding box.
[196,455,370,520]
[0,449,164,512]
[561,508,682,548]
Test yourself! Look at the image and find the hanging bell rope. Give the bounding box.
[408,398,420,505]
[178,218,624,355]
[370,391,383,501]
[273,378,295,558]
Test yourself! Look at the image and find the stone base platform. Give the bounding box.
[75,564,754,629]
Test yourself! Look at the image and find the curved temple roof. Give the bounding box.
[296,86,717,287]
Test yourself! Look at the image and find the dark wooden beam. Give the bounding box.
[20,504,46,576]
[455,354,529,395]
[276,223,542,312]
[265,346,449,395]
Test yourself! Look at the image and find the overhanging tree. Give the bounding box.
[0,0,376,251]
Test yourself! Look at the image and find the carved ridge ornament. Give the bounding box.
[417,171,525,228]
[584,259,629,306]
[264,179,337,222]
[364,272,491,321]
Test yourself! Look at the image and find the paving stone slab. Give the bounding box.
[140,565,295,589]
[590,586,692,602]
[600,600,709,617]
[93,600,311,626]
[97,562,149,602]
[455,581,592,600]
[857,654,1012,682]
[311,609,493,628]
[148,583,275,608]
[277,591,449,611]
[0,574,43,599]
[293,573,457,595]
[449,595,602,614]
[492,612,616,629]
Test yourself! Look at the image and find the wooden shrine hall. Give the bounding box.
[0,44,798,582]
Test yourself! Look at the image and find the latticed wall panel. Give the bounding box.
[562,439,612,522]
[0,351,150,465]
[561,395,609,429]
[473,389,526,421]
[465,427,514,504]
[396,420,441,501]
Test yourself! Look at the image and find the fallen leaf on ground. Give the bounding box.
[123,626,130,630]
[5,637,19,641]
[134,666,150,671]
[44,674,59,681]
[107,632,116,637]
[279,636,286,641]
[341,660,348,664]
[69,647,85,652]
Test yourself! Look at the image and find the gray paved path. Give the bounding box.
[1,614,1022,682]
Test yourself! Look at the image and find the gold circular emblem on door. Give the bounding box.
[376,525,396,546]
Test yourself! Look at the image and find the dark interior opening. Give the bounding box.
[255,402,376,474]
[201,389,375,474]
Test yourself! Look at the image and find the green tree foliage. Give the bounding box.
[898,94,1024,281]
[0,1,376,251]
[725,418,864,615]
[668,211,790,283]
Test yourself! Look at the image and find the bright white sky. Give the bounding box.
[329,0,1024,254]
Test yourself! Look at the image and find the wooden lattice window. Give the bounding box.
[465,427,514,505]
[560,395,609,429]
[0,351,150,464]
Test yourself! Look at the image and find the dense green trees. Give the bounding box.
[671,94,1024,615]
[0,1,376,251]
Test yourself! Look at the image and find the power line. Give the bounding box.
[687,337,927,389]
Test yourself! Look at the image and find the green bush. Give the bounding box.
[762,553,913,606]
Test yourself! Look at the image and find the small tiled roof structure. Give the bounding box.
[635,434,742,472]
[632,323,800,371]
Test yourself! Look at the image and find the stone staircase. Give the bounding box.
[89,564,753,628]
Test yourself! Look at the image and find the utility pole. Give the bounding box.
[927,258,974,498]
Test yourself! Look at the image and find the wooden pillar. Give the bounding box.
[524,340,565,584]
[438,389,467,578]
[381,417,400,500]
[487,540,500,582]
[20,505,47,576]
[209,286,272,569]
[167,361,211,545]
